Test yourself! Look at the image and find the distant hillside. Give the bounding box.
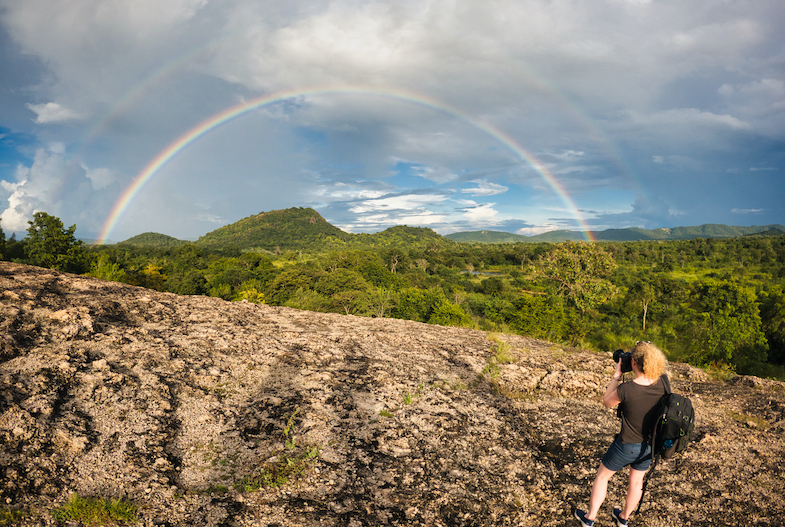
[445,230,531,243]
[744,227,785,237]
[119,232,187,248]
[357,224,446,249]
[446,224,785,243]
[615,224,785,241]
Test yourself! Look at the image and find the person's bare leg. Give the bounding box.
[587,463,617,520]
[621,468,647,519]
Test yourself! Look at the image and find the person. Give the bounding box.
[574,341,669,527]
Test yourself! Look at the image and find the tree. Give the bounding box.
[314,269,370,313]
[137,262,166,291]
[390,287,468,326]
[479,276,506,296]
[508,294,569,342]
[759,285,785,365]
[428,301,470,327]
[234,280,265,304]
[3,232,26,261]
[0,219,6,259]
[682,279,767,370]
[358,257,400,288]
[86,253,128,282]
[25,212,86,272]
[364,287,396,318]
[539,241,618,315]
[392,287,428,322]
[177,270,208,295]
[625,278,656,332]
[265,267,317,305]
[314,269,369,297]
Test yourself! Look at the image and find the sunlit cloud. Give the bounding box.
[348,192,449,214]
[516,225,560,236]
[462,202,499,223]
[461,179,508,197]
[628,108,753,131]
[25,102,84,124]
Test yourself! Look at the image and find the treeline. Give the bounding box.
[3,213,784,379]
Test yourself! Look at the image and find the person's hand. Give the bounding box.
[613,357,623,379]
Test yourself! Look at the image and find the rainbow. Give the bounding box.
[76,40,224,154]
[98,86,596,243]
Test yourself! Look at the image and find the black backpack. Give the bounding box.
[652,387,695,459]
[637,375,695,513]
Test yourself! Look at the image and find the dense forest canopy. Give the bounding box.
[3,210,784,380]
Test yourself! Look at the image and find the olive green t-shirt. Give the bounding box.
[617,376,668,444]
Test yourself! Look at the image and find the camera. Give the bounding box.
[613,349,633,373]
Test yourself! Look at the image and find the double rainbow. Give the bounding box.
[98,86,595,243]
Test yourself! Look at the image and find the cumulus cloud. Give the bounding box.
[463,203,499,226]
[348,192,449,214]
[461,179,508,197]
[339,209,447,233]
[0,184,34,232]
[549,150,585,161]
[517,225,560,236]
[82,165,117,190]
[313,185,387,201]
[630,108,753,131]
[26,102,83,123]
[0,147,110,233]
[0,149,63,231]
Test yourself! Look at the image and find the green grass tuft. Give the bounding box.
[726,410,770,430]
[235,446,319,491]
[51,494,137,525]
[0,508,27,526]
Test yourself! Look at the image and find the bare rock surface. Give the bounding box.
[1,261,784,526]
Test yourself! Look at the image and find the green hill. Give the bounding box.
[193,208,449,253]
[119,232,187,248]
[195,208,352,252]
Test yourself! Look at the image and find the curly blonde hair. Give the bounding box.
[631,341,668,380]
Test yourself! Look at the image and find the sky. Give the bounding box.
[0,0,783,243]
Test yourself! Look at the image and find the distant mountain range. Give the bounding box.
[117,207,785,250]
[445,224,785,243]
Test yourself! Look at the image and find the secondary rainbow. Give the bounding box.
[98,86,596,244]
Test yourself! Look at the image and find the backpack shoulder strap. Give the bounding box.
[660,373,672,394]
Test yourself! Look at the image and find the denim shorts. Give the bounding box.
[601,437,652,472]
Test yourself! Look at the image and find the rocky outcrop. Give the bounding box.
[1,261,784,526]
